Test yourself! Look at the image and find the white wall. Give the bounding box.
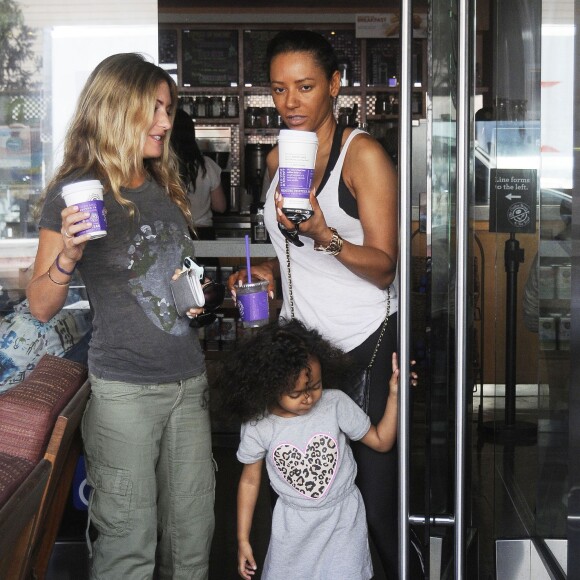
[16,0,158,176]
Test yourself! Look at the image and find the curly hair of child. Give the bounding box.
[213,318,359,423]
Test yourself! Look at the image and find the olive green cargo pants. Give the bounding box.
[82,373,215,580]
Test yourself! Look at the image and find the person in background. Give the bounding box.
[27,53,215,579]
[215,319,406,580]
[171,108,226,235]
[228,30,408,578]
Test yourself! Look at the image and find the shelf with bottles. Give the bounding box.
[364,90,425,121]
[178,94,241,121]
[160,24,427,111]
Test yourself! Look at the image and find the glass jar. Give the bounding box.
[261,107,277,128]
[245,107,261,128]
[210,96,223,118]
[375,94,391,115]
[186,96,196,116]
[225,96,239,118]
[338,107,354,127]
[195,96,209,118]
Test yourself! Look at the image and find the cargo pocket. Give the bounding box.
[87,464,133,537]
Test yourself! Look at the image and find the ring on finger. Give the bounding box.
[64,230,73,238]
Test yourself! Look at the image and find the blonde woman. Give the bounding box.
[27,53,214,579]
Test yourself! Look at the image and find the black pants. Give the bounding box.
[349,313,400,580]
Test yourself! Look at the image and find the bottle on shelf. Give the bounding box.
[251,204,268,243]
[375,93,392,116]
[195,96,210,118]
[225,96,239,118]
[210,96,224,118]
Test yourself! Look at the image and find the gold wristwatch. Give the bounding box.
[313,227,344,256]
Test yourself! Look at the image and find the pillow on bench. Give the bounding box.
[0,300,91,393]
[0,354,88,463]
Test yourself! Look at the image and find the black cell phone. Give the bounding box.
[282,207,313,224]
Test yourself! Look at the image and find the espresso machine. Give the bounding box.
[243,143,272,214]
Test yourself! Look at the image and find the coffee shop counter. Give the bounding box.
[193,239,276,259]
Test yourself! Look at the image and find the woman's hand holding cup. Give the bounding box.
[275,187,332,248]
[60,205,91,263]
[228,264,276,302]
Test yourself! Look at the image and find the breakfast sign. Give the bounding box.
[355,13,428,38]
[489,168,537,234]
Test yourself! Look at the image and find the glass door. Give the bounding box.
[399,0,476,576]
[400,0,577,574]
[483,0,576,577]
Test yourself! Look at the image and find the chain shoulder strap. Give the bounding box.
[285,238,295,319]
[367,286,391,370]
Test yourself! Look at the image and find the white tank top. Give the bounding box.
[264,129,398,352]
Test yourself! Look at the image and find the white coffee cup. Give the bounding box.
[61,180,107,240]
[277,130,318,212]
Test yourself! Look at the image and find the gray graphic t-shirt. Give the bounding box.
[40,177,205,383]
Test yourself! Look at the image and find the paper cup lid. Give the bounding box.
[278,129,318,145]
[62,180,103,194]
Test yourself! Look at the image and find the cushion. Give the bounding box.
[0,299,91,392]
[0,355,88,462]
[0,452,35,508]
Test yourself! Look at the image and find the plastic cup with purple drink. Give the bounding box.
[236,280,269,328]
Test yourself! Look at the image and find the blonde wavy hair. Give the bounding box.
[45,52,191,224]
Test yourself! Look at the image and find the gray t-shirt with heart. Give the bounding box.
[237,389,373,579]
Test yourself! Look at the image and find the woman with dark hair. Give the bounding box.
[228,30,403,578]
[27,53,215,579]
[171,108,226,230]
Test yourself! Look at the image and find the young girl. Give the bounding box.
[217,319,405,580]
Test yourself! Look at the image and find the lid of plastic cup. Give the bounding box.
[62,180,103,194]
[241,280,269,290]
[278,129,318,145]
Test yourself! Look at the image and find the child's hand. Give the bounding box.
[410,360,419,387]
[389,354,418,395]
[238,541,258,579]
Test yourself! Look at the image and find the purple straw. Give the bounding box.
[245,234,252,284]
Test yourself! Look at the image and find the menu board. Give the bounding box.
[243,29,361,87]
[159,29,177,65]
[181,30,239,87]
[243,30,278,86]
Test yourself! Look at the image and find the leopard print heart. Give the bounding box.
[272,434,338,499]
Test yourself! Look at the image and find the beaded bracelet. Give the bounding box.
[55,253,76,276]
[47,267,70,286]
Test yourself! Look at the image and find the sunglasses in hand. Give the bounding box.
[189,278,226,328]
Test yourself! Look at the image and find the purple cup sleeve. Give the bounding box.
[278,167,314,199]
[76,200,107,236]
[237,290,269,322]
